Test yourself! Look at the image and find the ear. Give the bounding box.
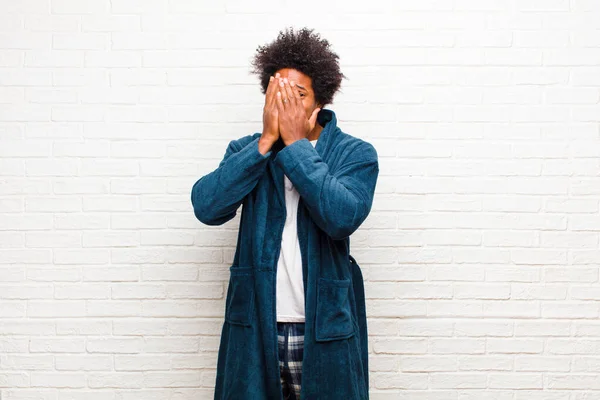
[315,103,324,117]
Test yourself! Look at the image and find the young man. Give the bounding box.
[191,27,379,400]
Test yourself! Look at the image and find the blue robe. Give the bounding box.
[190,109,379,399]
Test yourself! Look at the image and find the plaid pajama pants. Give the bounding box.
[277,322,305,400]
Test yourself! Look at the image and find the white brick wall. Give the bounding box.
[1,0,600,398]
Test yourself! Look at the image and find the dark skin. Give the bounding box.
[258,68,323,155]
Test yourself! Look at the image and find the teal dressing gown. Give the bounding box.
[190,109,379,399]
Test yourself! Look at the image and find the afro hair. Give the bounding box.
[251,27,345,107]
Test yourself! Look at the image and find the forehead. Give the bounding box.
[275,68,313,91]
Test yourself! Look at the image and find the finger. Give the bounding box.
[276,90,285,113]
[289,80,302,105]
[266,75,274,95]
[279,77,291,109]
[265,76,275,107]
[283,78,296,108]
[269,75,281,107]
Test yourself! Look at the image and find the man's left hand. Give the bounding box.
[276,77,320,146]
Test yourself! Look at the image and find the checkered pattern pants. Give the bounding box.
[277,322,305,400]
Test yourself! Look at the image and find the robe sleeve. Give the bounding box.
[274,138,379,240]
[191,136,271,226]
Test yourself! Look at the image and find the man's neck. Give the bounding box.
[307,123,324,141]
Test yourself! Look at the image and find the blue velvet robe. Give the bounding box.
[190,109,379,399]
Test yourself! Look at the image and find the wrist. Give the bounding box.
[283,138,298,147]
[283,132,306,147]
[258,135,275,155]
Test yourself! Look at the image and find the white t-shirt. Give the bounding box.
[276,139,318,322]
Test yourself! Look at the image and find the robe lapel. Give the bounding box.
[266,109,336,298]
[266,137,286,211]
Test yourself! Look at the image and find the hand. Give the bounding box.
[276,77,320,146]
[261,72,281,144]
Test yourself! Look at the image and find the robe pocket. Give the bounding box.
[225,266,255,327]
[315,277,356,342]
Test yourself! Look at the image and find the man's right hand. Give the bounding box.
[259,72,280,154]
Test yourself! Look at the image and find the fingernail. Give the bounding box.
[270,76,273,81]
[283,78,288,84]
[290,80,295,86]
